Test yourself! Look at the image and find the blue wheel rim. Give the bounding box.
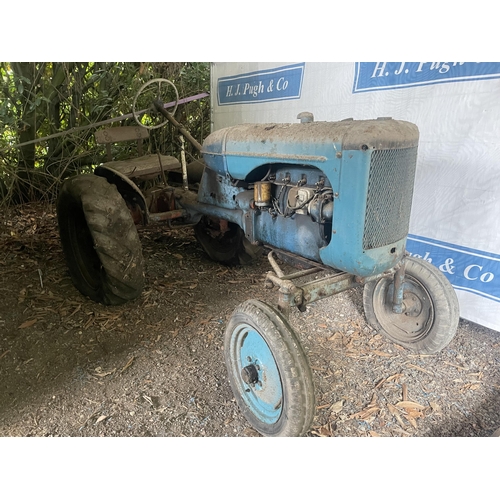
[230,323,283,425]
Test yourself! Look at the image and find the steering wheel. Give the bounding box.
[132,78,179,130]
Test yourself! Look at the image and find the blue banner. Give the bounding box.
[353,62,500,93]
[406,234,500,303]
[217,63,304,105]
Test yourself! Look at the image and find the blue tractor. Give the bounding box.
[56,79,459,436]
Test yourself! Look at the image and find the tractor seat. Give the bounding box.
[95,126,181,180]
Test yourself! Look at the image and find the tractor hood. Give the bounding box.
[201,118,419,180]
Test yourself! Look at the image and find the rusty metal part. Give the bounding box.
[148,188,176,214]
[265,249,399,317]
[392,257,407,313]
[148,209,187,223]
[254,182,272,207]
[267,251,285,278]
[264,246,330,272]
[219,218,229,235]
[126,202,145,225]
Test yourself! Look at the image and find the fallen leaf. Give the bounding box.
[95,415,107,424]
[328,332,344,343]
[244,427,261,437]
[402,383,408,401]
[330,400,344,414]
[429,401,442,414]
[461,383,480,392]
[350,394,380,420]
[405,408,424,419]
[19,318,37,329]
[405,363,433,376]
[120,356,134,373]
[94,368,116,378]
[372,350,392,357]
[405,414,418,429]
[395,401,427,411]
[316,404,331,410]
[351,406,380,420]
[387,403,407,428]
[444,361,468,371]
[311,423,333,437]
[369,431,382,437]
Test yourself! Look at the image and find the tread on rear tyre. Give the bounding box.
[57,174,144,305]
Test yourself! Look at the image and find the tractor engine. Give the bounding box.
[199,115,419,277]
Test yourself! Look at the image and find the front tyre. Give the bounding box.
[363,256,459,354]
[57,174,144,305]
[224,300,315,437]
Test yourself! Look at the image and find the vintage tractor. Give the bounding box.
[56,79,460,436]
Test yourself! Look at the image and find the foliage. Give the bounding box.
[0,62,211,205]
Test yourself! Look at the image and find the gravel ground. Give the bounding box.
[1,203,499,438]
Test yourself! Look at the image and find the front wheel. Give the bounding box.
[363,256,459,354]
[224,300,315,437]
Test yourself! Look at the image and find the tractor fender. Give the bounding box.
[94,165,149,225]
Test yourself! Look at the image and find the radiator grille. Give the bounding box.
[363,147,418,250]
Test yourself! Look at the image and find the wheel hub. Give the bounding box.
[241,364,259,385]
[403,292,423,316]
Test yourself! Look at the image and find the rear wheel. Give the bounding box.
[57,174,144,305]
[224,299,315,436]
[194,216,261,265]
[363,256,459,354]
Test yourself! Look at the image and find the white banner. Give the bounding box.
[210,62,500,332]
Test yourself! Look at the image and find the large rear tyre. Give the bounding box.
[194,216,261,265]
[224,300,315,437]
[57,174,144,305]
[363,256,459,354]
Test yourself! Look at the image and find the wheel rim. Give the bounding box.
[373,276,435,344]
[229,323,283,425]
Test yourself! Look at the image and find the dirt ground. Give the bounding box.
[0,202,499,437]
